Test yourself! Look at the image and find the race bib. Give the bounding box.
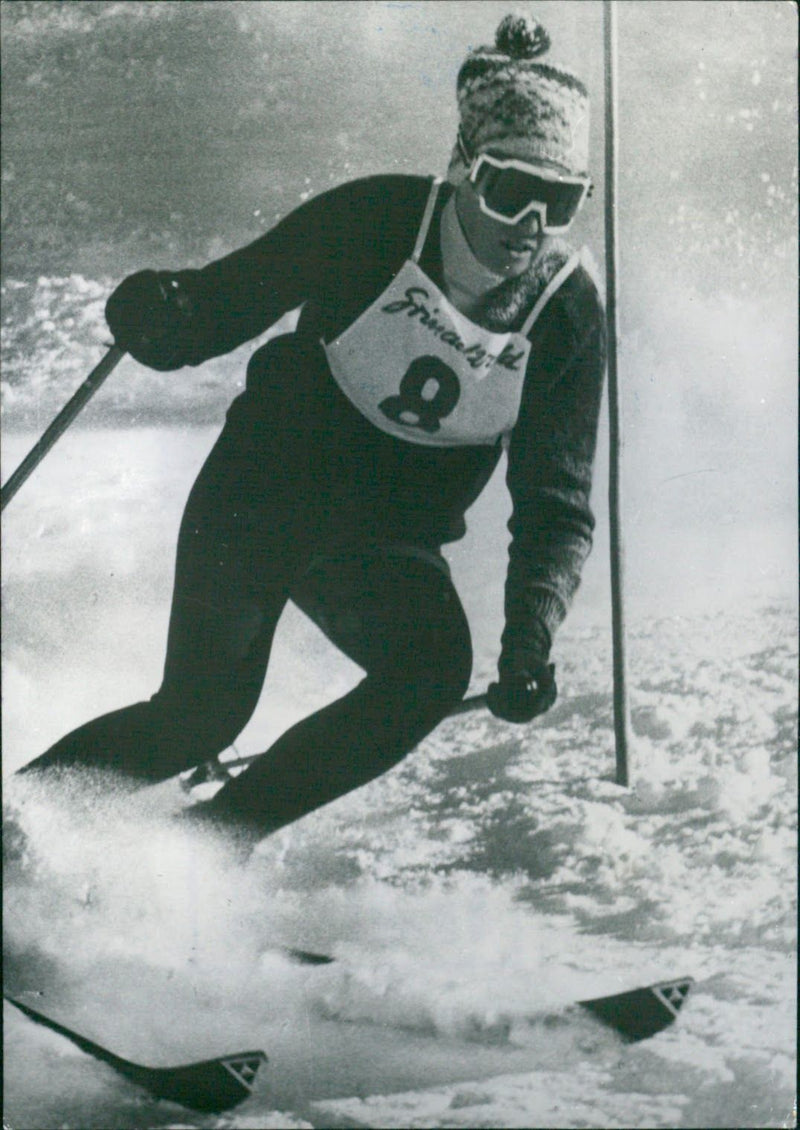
[323,260,532,448]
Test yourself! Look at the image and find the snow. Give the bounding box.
[2,428,796,1127]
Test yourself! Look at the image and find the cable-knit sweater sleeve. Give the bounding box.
[500,264,606,674]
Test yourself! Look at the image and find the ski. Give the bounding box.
[4,995,267,1113]
[6,974,694,1115]
[578,976,694,1041]
[276,952,694,1041]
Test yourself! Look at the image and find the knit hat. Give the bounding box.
[448,12,590,184]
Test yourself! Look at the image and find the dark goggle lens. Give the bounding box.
[474,164,586,227]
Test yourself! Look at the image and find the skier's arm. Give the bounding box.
[105,179,385,370]
[497,269,606,706]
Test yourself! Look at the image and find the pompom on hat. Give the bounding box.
[448,12,590,183]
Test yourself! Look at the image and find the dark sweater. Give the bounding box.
[126,175,606,672]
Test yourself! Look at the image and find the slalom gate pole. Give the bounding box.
[1,344,125,512]
[603,0,633,787]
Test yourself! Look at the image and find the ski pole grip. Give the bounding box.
[1,345,126,512]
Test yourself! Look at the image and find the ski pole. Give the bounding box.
[183,691,490,789]
[1,344,125,512]
[603,0,633,786]
[445,691,487,716]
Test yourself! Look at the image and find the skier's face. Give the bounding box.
[453,140,590,278]
[455,177,547,277]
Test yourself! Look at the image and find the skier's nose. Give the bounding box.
[516,211,542,237]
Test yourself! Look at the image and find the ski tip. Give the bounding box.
[6,993,269,1114]
[143,1048,269,1113]
[579,976,694,1043]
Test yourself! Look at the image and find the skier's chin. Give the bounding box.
[500,244,534,274]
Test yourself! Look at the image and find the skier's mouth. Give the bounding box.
[503,241,537,256]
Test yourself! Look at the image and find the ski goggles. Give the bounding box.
[467,150,591,233]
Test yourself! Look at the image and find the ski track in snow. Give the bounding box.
[2,428,797,1130]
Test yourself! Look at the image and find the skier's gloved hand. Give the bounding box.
[487,664,557,724]
[105,269,191,370]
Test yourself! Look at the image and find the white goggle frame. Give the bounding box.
[467,151,590,233]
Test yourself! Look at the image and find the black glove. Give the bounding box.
[487,664,557,723]
[105,269,190,370]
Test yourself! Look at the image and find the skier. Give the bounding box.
[22,13,606,848]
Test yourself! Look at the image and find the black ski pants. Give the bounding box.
[23,351,473,836]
